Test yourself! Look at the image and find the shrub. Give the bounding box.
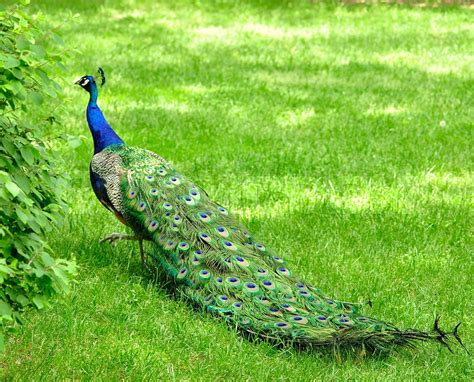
[0,1,77,350]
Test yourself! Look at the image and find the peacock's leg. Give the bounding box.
[99,233,148,269]
[99,232,140,246]
[138,238,148,270]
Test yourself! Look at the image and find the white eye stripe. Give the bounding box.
[82,79,90,85]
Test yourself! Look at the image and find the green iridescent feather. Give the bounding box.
[91,144,462,353]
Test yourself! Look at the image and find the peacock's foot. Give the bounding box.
[99,232,140,247]
[99,233,149,271]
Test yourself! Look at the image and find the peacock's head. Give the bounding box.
[75,75,96,92]
[75,68,106,93]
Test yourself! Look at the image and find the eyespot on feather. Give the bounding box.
[176,267,188,280]
[198,212,211,223]
[189,188,200,200]
[290,316,308,325]
[183,195,196,206]
[127,190,138,199]
[147,220,159,232]
[215,226,229,238]
[199,232,212,243]
[170,176,181,185]
[178,242,189,251]
[233,255,249,267]
[276,267,291,277]
[244,282,259,295]
[258,297,271,306]
[225,276,241,287]
[164,240,176,250]
[198,269,211,281]
[262,280,276,290]
[217,206,228,215]
[222,240,237,251]
[256,268,269,278]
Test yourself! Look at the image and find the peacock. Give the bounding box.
[74,69,465,354]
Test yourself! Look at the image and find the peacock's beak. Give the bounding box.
[74,78,82,85]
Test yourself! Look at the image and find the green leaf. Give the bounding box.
[52,267,70,293]
[7,98,16,110]
[0,300,12,317]
[36,69,51,86]
[15,206,29,224]
[16,295,29,306]
[3,56,20,69]
[5,181,21,197]
[30,44,45,59]
[29,91,43,106]
[0,264,12,274]
[16,37,30,50]
[20,147,34,165]
[41,252,55,267]
[8,80,26,96]
[2,139,16,156]
[32,266,45,278]
[32,296,46,310]
[12,173,30,193]
[10,68,24,80]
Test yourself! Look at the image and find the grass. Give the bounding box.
[1,0,473,379]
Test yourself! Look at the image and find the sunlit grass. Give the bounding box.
[1,0,473,380]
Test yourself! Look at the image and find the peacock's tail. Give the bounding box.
[92,144,465,353]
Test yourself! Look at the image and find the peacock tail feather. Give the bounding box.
[90,144,463,353]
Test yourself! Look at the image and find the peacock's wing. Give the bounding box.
[91,144,436,350]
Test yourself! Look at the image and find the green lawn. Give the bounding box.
[2,0,473,379]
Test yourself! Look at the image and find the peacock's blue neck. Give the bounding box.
[86,84,124,154]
